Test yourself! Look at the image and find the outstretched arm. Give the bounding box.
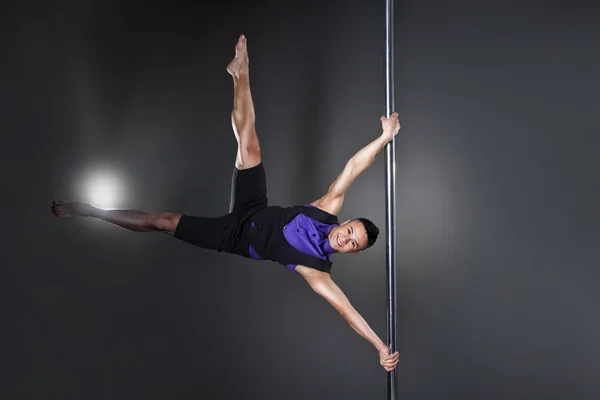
[296,265,399,371]
[312,113,401,215]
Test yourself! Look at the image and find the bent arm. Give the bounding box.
[313,113,399,215]
[296,266,387,352]
[332,133,390,197]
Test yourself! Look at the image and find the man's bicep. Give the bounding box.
[310,193,344,215]
[297,266,350,314]
[310,160,356,214]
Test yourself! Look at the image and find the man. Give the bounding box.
[51,35,400,372]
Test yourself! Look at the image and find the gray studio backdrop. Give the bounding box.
[3,1,599,399]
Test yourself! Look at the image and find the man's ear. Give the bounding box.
[341,219,350,225]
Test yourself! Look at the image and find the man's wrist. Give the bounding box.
[380,130,393,141]
[376,342,389,352]
[378,132,393,150]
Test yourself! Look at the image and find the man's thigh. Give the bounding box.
[173,214,238,252]
[229,162,268,213]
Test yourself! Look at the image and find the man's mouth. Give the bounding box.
[337,235,342,247]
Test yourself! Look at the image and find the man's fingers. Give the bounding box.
[381,359,399,367]
[380,350,399,370]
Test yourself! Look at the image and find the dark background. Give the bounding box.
[3,0,599,399]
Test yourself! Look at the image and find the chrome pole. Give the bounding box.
[384,0,397,398]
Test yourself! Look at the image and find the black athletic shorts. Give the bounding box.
[173,163,268,256]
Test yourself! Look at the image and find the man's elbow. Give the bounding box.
[310,283,348,317]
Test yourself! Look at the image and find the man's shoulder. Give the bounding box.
[295,264,331,279]
[297,204,339,222]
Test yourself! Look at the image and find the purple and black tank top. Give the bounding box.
[248,204,337,271]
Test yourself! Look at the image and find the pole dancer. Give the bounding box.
[51,35,400,372]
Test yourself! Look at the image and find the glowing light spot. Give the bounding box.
[87,173,121,209]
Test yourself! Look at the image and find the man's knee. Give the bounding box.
[150,213,182,234]
[236,143,261,170]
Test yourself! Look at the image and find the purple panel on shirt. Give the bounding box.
[248,244,262,260]
[283,205,337,270]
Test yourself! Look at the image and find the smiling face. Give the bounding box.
[328,220,369,253]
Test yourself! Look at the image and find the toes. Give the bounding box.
[50,201,65,217]
[236,35,248,50]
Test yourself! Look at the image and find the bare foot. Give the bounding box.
[50,201,93,218]
[226,34,249,78]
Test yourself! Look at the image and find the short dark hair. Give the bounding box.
[352,217,379,249]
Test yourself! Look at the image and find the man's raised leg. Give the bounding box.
[50,201,181,234]
[227,34,261,171]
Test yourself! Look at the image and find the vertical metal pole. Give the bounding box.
[385,0,397,399]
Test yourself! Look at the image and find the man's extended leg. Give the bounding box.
[50,201,181,234]
[227,34,261,171]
